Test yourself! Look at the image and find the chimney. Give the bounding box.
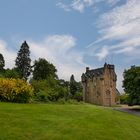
[86,67,89,72]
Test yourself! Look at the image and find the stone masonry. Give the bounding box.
[81,63,120,106]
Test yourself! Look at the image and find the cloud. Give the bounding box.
[57,0,121,13]
[95,47,109,61]
[0,40,16,68]
[87,0,140,61]
[28,35,87,81]
[56,2,71,12]
[0,35,87,81]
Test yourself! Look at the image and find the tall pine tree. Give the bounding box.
[0,53,5,71]
[15,41,31,80]
[70,74,77,96]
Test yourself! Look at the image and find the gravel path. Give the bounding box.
[114,105,140,117]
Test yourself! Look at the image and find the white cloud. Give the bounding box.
[116,69,124,93]
[95,47,109,61]
[0,40,16,68]
[57,0,120,13]
[87,0,140,61]
[0,35,88,81]
[71,0,85,13]
[56,2,71,12]
[115,47,134,54]
[28,35,87,81]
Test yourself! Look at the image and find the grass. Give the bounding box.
[0,102,140,140]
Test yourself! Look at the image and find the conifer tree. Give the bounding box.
[15,41,31,80]
[0,53,5,71]
[70,74,77,96]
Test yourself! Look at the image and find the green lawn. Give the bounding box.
[0,102,140,140]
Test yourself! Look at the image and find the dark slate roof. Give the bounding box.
[85,67,104,78]
[90,68,104,75]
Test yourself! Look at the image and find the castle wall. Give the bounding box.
[83,76,104,105]
[102,66,117,106]
[82,63,119,107]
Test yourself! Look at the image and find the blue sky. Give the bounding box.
[0,0,140,92]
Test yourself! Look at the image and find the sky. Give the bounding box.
[0,0,140,92]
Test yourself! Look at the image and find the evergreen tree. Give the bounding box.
[0,53,5,71]
[33,58,57,80]
[70,74,77,96]
[15,41,31,80]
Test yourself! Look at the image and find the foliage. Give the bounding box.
[73,92,83,102]
[15,41,31,80]
[0,78,33,103]
[69,75,83,101]
[120,94,128,104]
[0,53,5,71]
[4,68,20,79]
[31,78,69,102]
[33,58,57,80]
[123,66,140,105]
[70,74,78,96]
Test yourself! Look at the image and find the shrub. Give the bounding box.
[33,90,50,102]
[120,94,128,104]
[73,92,83,101]
[31,79,69,102]
[0,78,33,103]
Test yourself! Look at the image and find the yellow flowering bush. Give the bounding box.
[0,78,34,103]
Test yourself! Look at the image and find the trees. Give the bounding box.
[0,53,5,71]
[15,41,31,80]
[33,58,57,80]
[123,66,140,105]
[120,94,128,104]
[69,74,83,101]
[70,75,77,96]
[4,68,20,79]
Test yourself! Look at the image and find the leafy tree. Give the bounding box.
[123,66,140,105]
[0,53,5,71]
[15,41,31,80]
[4,68,20,79]
[31,78,69,102]
[120,93,128,104]
[33,58,57,80]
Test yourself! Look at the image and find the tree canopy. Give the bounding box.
[33,58,57,80]
[15,41,31,80]
[123,66,140,105]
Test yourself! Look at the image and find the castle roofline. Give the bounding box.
[83,63,115,78]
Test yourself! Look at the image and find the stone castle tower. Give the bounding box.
[81,63,120,106]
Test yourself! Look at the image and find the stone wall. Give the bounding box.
[82,63,118,106]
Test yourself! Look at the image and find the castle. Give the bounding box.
[81,63,120,106]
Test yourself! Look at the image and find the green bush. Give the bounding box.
[120,94,128,104]
[0,78,33,103]
[31,79,69,102]
[73,92,83,102]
